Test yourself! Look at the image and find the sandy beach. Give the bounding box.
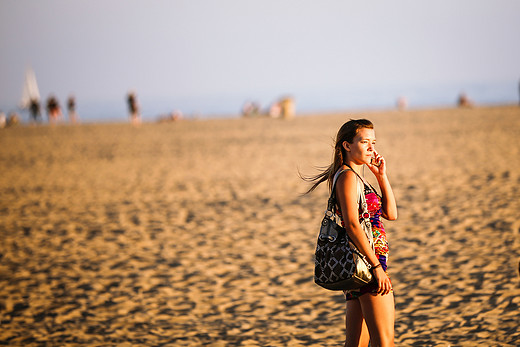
[0,106,519,346]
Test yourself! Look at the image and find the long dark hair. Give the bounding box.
[302,119,373,194]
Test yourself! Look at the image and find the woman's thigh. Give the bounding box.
[345,299,370,347]
[358,292,395,346]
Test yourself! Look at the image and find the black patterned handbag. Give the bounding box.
[314,168,374,291]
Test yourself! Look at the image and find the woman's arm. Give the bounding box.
[377,173,398,221]
[336,171,379,267]
[368,152,397,220]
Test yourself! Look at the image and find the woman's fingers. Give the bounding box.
[385,279,392,295]
[383,280,391,295]
[381,281,389,295]
[377,273,392,295]
[377,278,385,295]
[368,153,386,174]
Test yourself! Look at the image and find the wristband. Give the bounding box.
[370,263,381,272]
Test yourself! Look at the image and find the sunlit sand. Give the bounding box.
[1,106,519,346]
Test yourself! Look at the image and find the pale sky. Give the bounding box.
[1,0,519,120]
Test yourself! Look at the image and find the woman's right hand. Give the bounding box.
[373,266,392,295]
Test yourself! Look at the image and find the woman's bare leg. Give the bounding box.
[345,299,370,347]
[358,292,395,347]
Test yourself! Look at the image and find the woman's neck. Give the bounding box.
[343,160,363,175]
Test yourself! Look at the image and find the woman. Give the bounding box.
[305,119,398,347]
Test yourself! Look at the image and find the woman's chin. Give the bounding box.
[352,159,370,166]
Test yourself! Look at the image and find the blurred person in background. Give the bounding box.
[46,95,62,125]
[29,98,42,123]
[127,91,141,126]
[67,95,79,124]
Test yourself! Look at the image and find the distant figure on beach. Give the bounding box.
[46,95,62,124]
[396,96,408,110]
[457,92,474,108]
[127,91,141,126]
[7,112,20,127]
[67,95,79,124]
[242,101,261,117]
[303,119,398,346]
[29,98,42,122]
[0,111,6,128]
[268,102,282,118]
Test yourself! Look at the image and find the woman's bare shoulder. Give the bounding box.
[336,168,357,189]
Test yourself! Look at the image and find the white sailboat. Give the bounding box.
[20,67,41,109]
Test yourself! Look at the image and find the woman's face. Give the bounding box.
[344,127,376,165]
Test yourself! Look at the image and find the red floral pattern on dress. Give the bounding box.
[365,188,389,257]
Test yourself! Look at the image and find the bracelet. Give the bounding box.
[370,263,381,272]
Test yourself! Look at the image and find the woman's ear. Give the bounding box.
[342,141,350,152]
